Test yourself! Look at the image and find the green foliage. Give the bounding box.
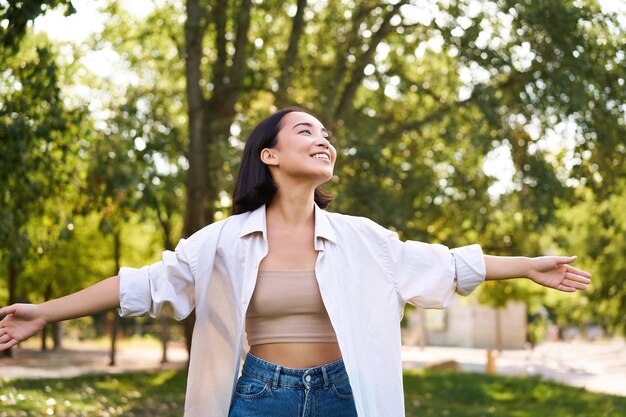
[0,0,75,52]
[551,185,626,334]
[83,86,186,249]
[90,0,625,245]
[0,38,80,255]
[0,29,86,307]
[85,3,187,247]
[2,0,625,336]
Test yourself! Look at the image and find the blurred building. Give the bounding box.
[403,299,527,349]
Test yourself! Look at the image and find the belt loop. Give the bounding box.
[321,365,330,389]
[272,365,282,389]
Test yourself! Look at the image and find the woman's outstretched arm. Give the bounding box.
[484,255,592,292]
[0,275,120,351]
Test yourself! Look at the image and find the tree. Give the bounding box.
[0,33,84,357]
[0,0,75,51]
[98,0,625,338]
[19,0,624,352]
[552,185,626,335]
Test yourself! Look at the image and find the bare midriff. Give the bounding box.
[250,342,343,369]
[253,205,342,369]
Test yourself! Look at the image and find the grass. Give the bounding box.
[0,370,186,417]
[1,369,625,417]
[403,369,626,417]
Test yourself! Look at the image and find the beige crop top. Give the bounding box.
[245,270,338,346]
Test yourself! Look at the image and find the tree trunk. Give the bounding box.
[495,308,503,353]
[52,322,62,350]
[275,0,307,107]
[41,325,48,351]
[160,315,170,364]
[418,308,427,350]
[183,309,195,357]
[181,0,208,355]
[154,199,174,251]
[40,282,54,352]
[109,312,118,366]
[157,206,172,363]
[109,228,121,366]
[1,259,20,358]
[181,0,254,355]
[183,0,208,239]
[333,1,406,121]
[8,257,18,306]
[162,219,173,253]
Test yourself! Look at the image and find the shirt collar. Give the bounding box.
[239,204,267,239]
[313,203,337,244]
[238,203,337,245]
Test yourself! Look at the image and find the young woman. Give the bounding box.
[0,108,591,417]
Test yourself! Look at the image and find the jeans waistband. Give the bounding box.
[241,352,349,389]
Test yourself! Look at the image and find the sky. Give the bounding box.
[34,0,152,42]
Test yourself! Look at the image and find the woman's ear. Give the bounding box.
[260,148,279,166]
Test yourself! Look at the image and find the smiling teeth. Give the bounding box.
[312,154,329,160]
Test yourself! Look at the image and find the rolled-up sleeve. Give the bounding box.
[386,230,485,308]
[451,244,486,296]
[119,238,195,320]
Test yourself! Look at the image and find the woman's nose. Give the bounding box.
[316,137,330,148]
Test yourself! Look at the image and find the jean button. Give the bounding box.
[305,375,312,382]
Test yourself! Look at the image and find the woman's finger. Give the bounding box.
[565,272,591,284]
[556,284,577,292]
[566,265,592,278]
[562,278,588,291]
[0,313,14,326]
[0,305,16,317]
[556,256,577,265]
[0,338,18,351]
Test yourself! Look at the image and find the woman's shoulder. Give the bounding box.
[324,209,392,238]
[184,211,252,246]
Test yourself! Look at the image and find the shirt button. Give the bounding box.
[305,375,312,382]
[241,298,246,304]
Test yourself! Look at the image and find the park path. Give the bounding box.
[2,339,625,397]
[403,339,626,397]
[0,340,188,379]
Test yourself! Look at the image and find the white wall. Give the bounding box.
[404,300,527,349]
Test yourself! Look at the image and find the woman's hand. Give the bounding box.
[0,304,47,351]
[0,276,120,351]
[527,256,592,292]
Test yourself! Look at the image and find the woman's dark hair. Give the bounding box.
[232,107,333,214]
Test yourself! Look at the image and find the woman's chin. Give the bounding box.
[317,170,334,184]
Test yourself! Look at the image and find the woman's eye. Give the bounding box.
[299,129,312,135]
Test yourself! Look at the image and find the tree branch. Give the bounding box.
[183,0,208,236]
[227,0,252,94]
[333,0,409,120]
[276,0,307,108]
[213,0,227,93]
[323,1,374,119]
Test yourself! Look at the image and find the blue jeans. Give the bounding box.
[228,352,358,417]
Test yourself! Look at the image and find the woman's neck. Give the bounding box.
[267,190,315,228]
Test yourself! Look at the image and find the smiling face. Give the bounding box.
[261,111,337,186]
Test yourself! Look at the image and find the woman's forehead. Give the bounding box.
[282,112,325,129]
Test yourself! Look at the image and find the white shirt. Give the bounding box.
[119,204,486,417]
